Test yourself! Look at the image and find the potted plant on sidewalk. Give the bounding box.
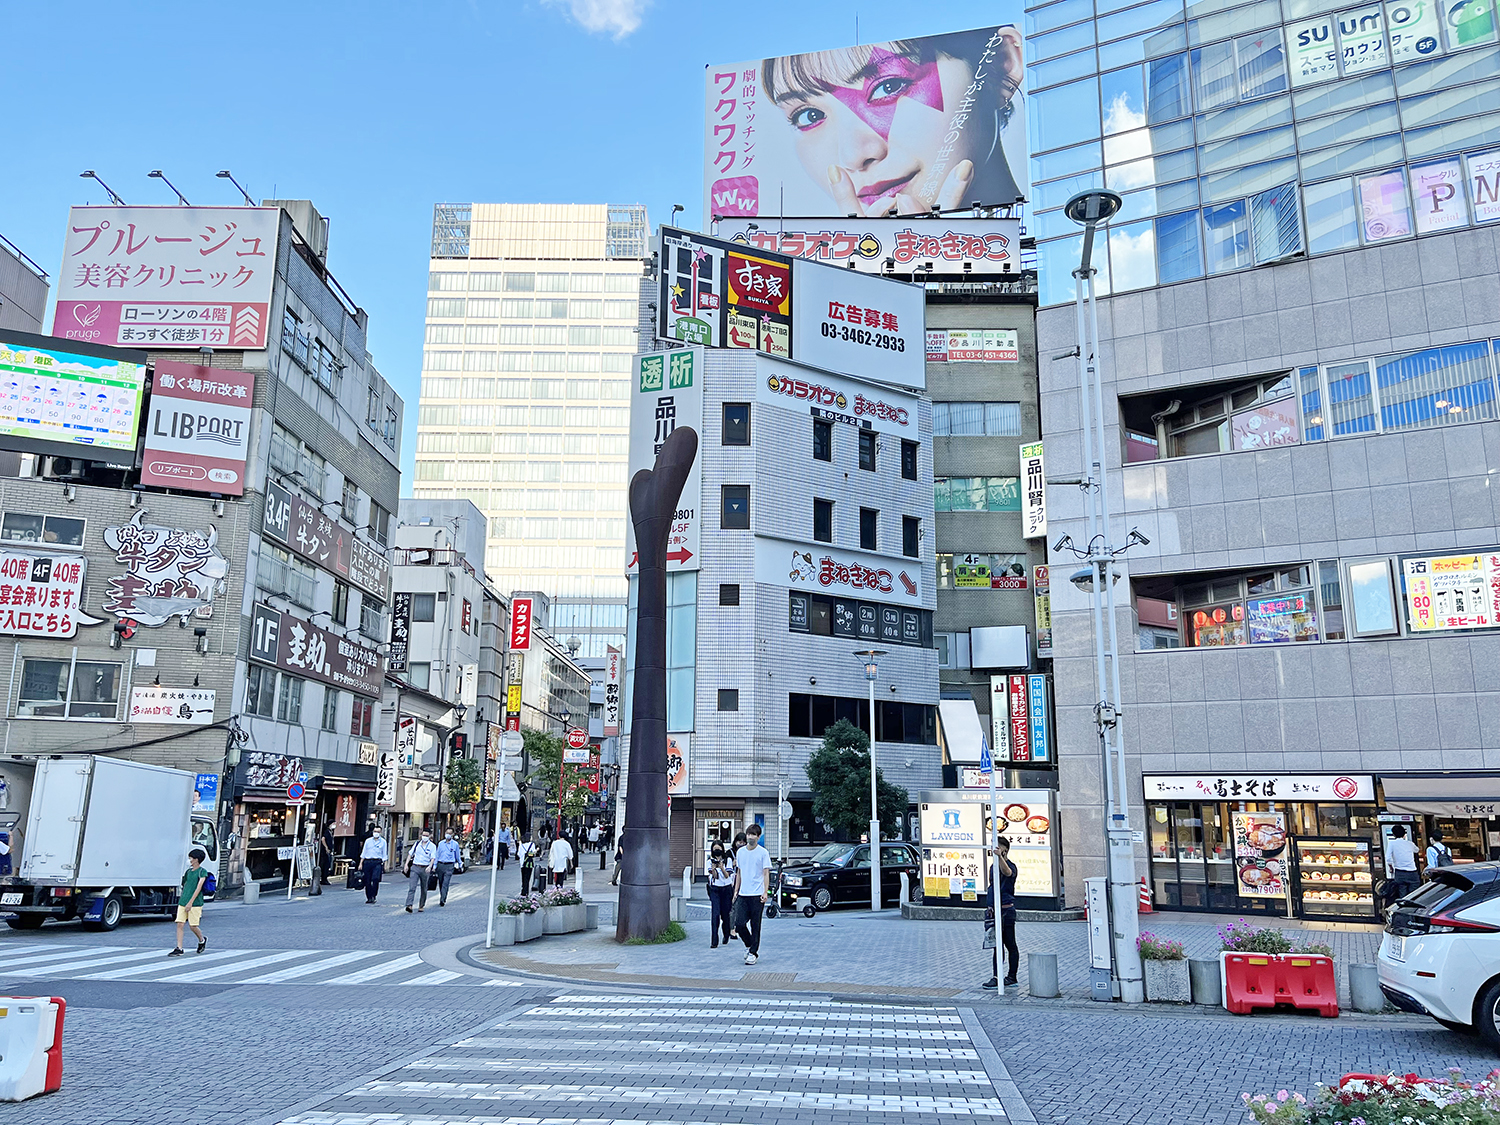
[501,893,545,942]
[542,886,587,934]
[1138,932,1191,1002]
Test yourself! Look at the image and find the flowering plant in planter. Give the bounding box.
[502,894,543,915]
[1219,920,1332,957]
[543,887,584,907]
[1242,1069,1500,1124]
[1137,931,1185,960]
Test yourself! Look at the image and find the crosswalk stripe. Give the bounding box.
[5,948,178,975]
[492,1019,973,1040]
[393,969,462,986]
[403,1057,991,1083]
[323,952,425,985]
[552,993,948,1012]
[0,945,132,968]
[238,951,381,984]
[538,1004,963,1023]
[457,1037,977,1060]
[478,979,523,986]
[76,948,249,980]
[150,949,312,983]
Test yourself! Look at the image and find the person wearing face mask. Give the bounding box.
[706,843,737,949]
[435,828,462,907]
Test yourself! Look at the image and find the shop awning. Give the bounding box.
[1379,772,1500,817]
[937,698,987,765]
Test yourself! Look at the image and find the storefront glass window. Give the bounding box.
[1318,803,1350,835]
[1302,177,1360,254]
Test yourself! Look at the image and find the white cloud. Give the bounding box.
[544,0,649,39]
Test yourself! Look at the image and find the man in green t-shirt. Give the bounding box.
[169,847,210,956]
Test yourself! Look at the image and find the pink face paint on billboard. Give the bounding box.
[828,49,944,141]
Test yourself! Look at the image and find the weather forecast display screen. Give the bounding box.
[0,336,145,454]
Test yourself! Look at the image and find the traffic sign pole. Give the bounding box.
[286,801,301,901]
[983,736,1000,976]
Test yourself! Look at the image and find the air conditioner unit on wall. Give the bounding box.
[40,456,88,481]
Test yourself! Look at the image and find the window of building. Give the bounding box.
[16,658,122,720]
[787,692,936,743]
[859,507,878,550]
[857,429,877,471]
[340,477,359,524]
[813,418,832,461]
[244,664,275,719]
[408,661,431,690]
[814,498,833,543]
[667,570,697,733]
[1345,558,1399,637]
[901,440,919,481]
[276,674,304,724]
[256,544,317,608]
[321,688,339,732]
[717,688,740,712]
[369,503,390,547]
[411,592,436,622]
[351,697,375,738]
[934,477,1023,512]
[932,402,1023,436]
[268,423,326,498]
[361,598,387,640]
[0,512,84,547]
[719,583,740,607]
[723,402,751,445]
[903,516,920,558]
[331,581,350,626]
[721,485,750,529]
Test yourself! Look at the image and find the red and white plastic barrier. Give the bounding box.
[0,995,65,1101]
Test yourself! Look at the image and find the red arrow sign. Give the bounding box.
[667,547,694,564]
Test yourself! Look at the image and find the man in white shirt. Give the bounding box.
[1386,824,1421,905]
[549,833,574,888]
[404,829,439,913]
[732,823,772,965]
[359,826,388,904]
[588,824,601,853]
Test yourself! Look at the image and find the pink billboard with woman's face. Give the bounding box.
[705,26,1028,223]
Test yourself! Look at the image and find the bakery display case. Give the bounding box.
[1294,837,1377,920]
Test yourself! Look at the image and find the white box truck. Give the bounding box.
[0,755,219,932]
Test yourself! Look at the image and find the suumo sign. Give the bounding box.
[262,479,390,599]
[250,602,384,698]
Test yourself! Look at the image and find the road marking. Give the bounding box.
[322,953,425,985]
[151,949,312,983]
[0,945,133,967]
[238,951,381,984]
[4,947,177,975]
[75,948,248,979]
[394,969,463,986]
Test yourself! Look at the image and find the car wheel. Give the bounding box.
[5,914,45,930]
[811,886,833,911]
[83,894,125,932]
[1475,978,1500,1051]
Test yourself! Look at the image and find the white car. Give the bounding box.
[1377,861,1500,1047]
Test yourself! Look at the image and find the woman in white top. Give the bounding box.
[706,844,737,948]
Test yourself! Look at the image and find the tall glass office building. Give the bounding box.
[1026,0,1500,915]
[412,203,650,657]
[1026,0,1499,308]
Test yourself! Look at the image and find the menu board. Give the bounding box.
[0,334,145,462]
[1403,551,1500,631]
[1231,811,1289,898]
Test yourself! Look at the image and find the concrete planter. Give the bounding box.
[1144,958,1192,1003]
[493,913,518,947]
[542,904,587,934]
[518,910,545,942]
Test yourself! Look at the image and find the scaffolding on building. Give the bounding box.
[606,204,649,259]
[431,203,472,259]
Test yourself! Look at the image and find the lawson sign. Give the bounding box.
[919,802,983,847]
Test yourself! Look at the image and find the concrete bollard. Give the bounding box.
[585,902,600,931]
[242,880,259,905]
[682,866,694,901]
[898,871,910,909]
[1028,952,1060,998]
[575,867,584,895]
[1350,963,1384,1013]
[1189,958,1222,1006]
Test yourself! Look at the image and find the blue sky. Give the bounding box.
[2,1,1019,483]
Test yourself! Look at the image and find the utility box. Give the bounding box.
[1084,876,1113,1001]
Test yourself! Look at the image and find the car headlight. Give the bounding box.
[784,876,802,887]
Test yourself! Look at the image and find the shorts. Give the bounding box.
[175,905,203,925]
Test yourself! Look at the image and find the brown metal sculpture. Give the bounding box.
[616,424,698,941]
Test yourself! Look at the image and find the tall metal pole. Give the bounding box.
[868,668,880,912]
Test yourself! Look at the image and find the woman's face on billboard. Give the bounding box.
[773,32,1020,217]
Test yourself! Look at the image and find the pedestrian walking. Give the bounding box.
[435,828,462,906]
[320,823,336,883]
[1384,824,1422,911]
[404,829,438,913]
[496,823,512,870]
[610,840,623,886]
[587,823,600,853]
[359,825,388,904]
[168,847,210,957]
[519,833,538,895]
[732,823,771,965]
[981,836,1019,989]
[1426,829,1454,869]
[706,843,736,948]
[549,831,574,888]
[730,830,747,861]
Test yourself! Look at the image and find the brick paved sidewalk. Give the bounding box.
[469,902,1391,1008]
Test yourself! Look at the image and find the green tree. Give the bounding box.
[444,754,483,808]
[804,718,908,840]
[524,727,592,825]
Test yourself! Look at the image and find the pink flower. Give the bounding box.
[1277,1091,1288,1100]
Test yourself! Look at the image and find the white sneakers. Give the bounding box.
[745,953,758,965]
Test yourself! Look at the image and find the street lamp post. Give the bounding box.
[1060,188,1145,1004]
[854,649,887,912]
[554,706,571,837]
